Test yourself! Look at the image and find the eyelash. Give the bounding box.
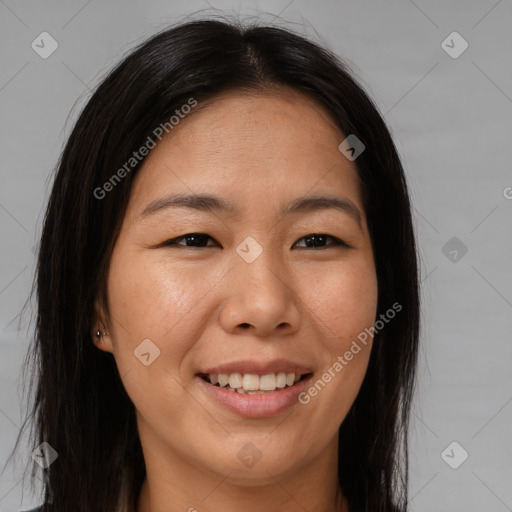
[161,233,350,250]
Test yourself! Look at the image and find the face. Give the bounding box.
[94,88,378,491]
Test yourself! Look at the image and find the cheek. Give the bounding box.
[305,260,378,345]
[107,250,212,331]
[104,252,203,419]
[298,259,377,401]
[295,268,377,425]
[105,249,226,377]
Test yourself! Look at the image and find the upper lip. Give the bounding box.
[198,359,313,376]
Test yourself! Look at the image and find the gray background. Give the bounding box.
[1,1,511,511]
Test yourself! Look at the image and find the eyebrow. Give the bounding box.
[139,193,363,228]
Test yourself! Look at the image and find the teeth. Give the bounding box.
[259,373,276,390]
[276,372,287,388]
[228,373,243,388]
[242,373,260,391]
[206,372,304,392]
[218,374,229,387]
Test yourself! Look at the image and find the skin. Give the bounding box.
[93,86,378,512]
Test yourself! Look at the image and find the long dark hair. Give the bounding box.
[9,16,420,512]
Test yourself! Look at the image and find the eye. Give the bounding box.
[163,233,218,248]
[292,233,350,249]
[160,232,350,250]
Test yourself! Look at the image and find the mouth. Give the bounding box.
[197,371,312,394]
[196,368,314,419]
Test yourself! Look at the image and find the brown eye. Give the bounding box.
[164,233,218,248]
[292,234,350,249]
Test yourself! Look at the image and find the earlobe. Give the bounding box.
[91,298,114,353]
[92,327,114,353]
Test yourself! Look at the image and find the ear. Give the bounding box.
[91,297,114,354]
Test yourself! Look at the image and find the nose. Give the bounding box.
[218,245,302,338]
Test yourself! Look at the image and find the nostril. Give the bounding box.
[239,323,251,328]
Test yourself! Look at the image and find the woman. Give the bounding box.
[13,16,420,512]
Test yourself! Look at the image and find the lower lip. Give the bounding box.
[197,374,314,419]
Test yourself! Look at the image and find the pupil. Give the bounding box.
[187,234,207,246]
[306,234,326,247]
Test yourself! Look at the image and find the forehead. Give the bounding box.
[165,87,345,157]
[126,88,365,220]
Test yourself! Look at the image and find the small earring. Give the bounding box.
[95,329,107,339]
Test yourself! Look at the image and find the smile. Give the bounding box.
[199,372,308,394]
[196,367,314,418]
